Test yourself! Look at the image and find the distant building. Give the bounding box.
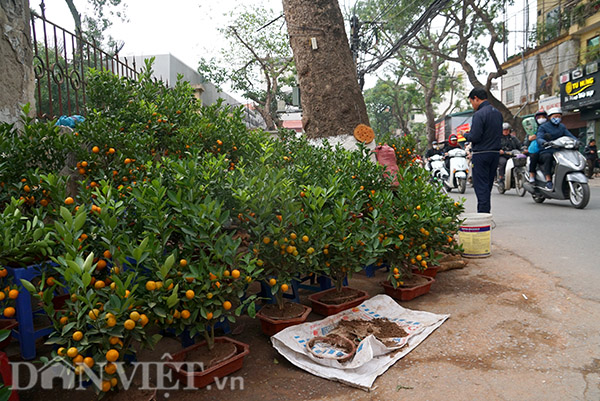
[280,111,303,133]
[434,110,473,144]
[127,54,266,129]
[500,0,600,142]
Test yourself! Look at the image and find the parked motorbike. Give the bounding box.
[497,150,528,196]
[425,154,449,184]
[523,136,590,209]
[443,148,469,194]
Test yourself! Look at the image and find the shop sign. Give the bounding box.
[435,120,445,143]
[560,64,600,111]
[538,95,561,112]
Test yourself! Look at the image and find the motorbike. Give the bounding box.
[425,154,449,184]
[497,150,528,196]
[523,136,590,209]
[443,147,469,194]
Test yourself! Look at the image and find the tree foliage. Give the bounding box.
[409,0,525,138]
[198,5,295,131]
[364,72,424,137]
[356,2,465,145]
[63,0,128,51]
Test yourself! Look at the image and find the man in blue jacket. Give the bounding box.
[464,88,503,213]
[536,107,577,190]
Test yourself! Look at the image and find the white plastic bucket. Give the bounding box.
[458,213,493,258]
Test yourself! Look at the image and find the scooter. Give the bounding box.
[497,150,528,196]
[523,136,590,209]
[443,148,469,194]
[425,154,449,184]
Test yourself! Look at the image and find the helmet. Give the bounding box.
[535,109,548,117]
[432,140,438,145]
[502,122,511,130]
[547,107,562,115]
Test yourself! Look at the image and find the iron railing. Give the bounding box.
[30,11,140,120]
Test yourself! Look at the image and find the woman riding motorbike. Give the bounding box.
[536,107,577,190]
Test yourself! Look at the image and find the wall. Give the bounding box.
[0,0,35,125]
[128,54,266,129]
[129,54,242,107]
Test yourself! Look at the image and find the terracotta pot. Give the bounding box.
[411,265,439,278]
[166,336,249,389]
[256,304,312,336]
[38,294,70,310]
[381,275,435,301]
[308,287,369,316]
[0,320,18,349]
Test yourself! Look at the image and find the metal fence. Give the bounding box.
[30,11,140,120]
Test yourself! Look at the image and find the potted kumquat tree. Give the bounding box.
[302,175,384,315]
[21,207,160,395]
[230,161,313,335]
[376,166,463,300]
[136,191,260,389]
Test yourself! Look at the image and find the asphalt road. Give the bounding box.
[447,179,600,302]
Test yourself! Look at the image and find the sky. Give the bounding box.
[39,0,534,102]
[42,0,285,69]
[39,0,361,101]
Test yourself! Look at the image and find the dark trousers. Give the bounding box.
[539,152,555,177]
[586,159,598,177]
[529,153,540,174]
[472,152,499,213]
[497,155,510,179]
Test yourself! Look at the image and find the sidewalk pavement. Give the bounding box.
[19,245,600,401]
[588,176,600,187]
[128,246,600,401]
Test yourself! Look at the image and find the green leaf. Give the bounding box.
[0,330,10,342]
[33,227,43,241]
[247,301,256,318]
[153,306,166,318]
[59,206,73,227]
[20,279,37,294]
[74,211,86,232]
[166,284,179,309]
[82,272,91,288]
[83,252,95,271]
[44,336,64,345]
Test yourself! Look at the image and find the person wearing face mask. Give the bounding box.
[523,110,547,183]
[497,122,521,187]
[424,140,444,170]
[425,140,443,158]
[536,108,577,190]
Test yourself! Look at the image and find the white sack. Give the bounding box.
[271,294,449,390]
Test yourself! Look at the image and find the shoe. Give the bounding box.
[528,177,535,183]
[545,181,553,190]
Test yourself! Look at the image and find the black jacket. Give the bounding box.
[464,101,502,152]
[585,144,598,160]
[425,148,443,158]
[500,134,521,153]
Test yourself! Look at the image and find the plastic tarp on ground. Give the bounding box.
[271,294,449,391]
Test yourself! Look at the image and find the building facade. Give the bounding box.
[129,54,266,129]
[500,0,600,143]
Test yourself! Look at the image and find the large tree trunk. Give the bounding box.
[0,0,35,127]
[282,0,369,139]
